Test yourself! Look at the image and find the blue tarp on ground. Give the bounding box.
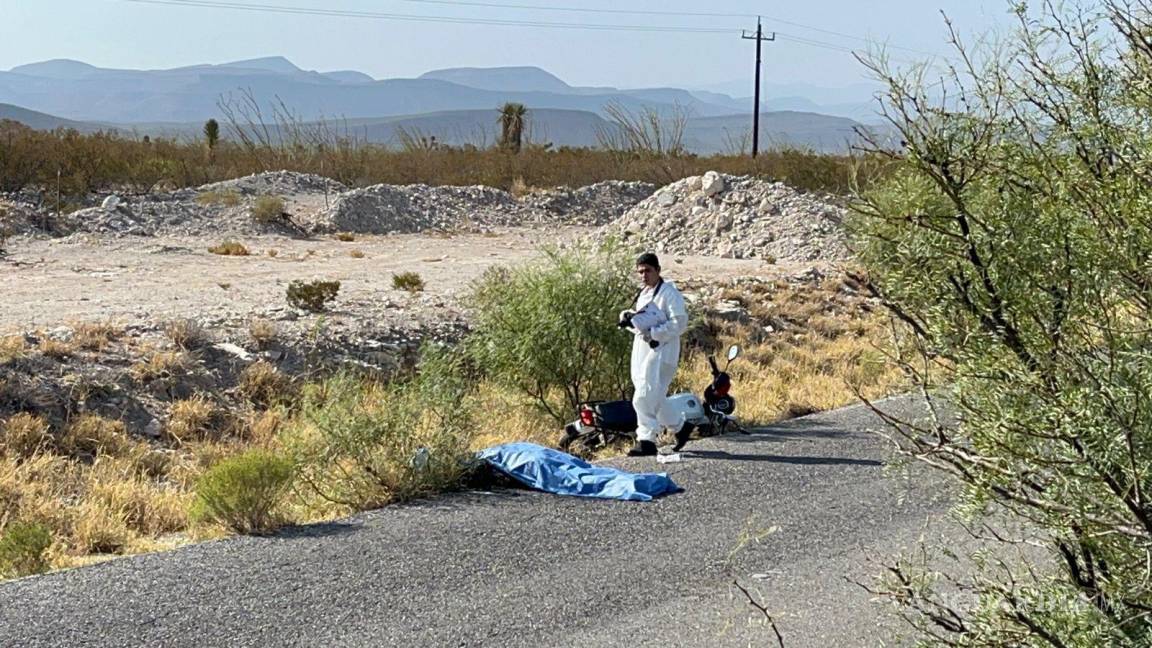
[477,442,682,502]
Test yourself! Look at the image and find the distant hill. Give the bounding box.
[0,102,94,130]
[0,58,886,153]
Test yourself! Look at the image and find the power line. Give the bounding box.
[380,0,945,58]
[124,0,738,33]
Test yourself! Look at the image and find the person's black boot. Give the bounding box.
[672,422,693,452]
[627,440,658,457]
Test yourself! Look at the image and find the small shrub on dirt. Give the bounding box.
[195,190,241,207]
[248,318,278,349]
[334,232,356,242]
[251,196,285,224]
[391,272,424,293]
[286,280,340,312]
[190,449,294,535]
[131,350,192,383]
[266,249,279,258]
[60,414,130,458]
[290,347,475,508]
[0,413,52,460]
[0,336,27,365]
[239,361,293,409]
[349,249,365,259]
[166,395,219,444]
[72,321,120,351]
[0,521,52,578]
[164,318,210,350]
[38,338,74,360]
[207,240,249,256]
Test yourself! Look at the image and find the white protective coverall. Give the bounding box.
[630,280,690,443]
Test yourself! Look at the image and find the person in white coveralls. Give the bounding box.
[618,252,692,457]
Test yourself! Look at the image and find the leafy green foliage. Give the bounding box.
[466,243,635,424]
[290,346,475,508]
[191,450,294,535]
[0,522,52,578]
[851,3,1152,644]
[286,280,339,313]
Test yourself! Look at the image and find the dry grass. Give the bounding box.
[0,413,53,460]
[266,249,279,258]
[251,196,285,224]
[164,318,210,350]
[248,318,278,349]
[59,414,132,458]
[131,349,193,383]
[207,240,250,256]
[238,361,293,409]
[349,249,366,259]
[334,232,356,242]
[166,395,221,444]
[72,321,121,351]
[0,336,28,365]
[38,337,74,360]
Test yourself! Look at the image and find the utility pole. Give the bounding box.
[742,17,775,158]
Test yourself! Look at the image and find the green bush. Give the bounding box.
[290,346,475,508]
[286,280,340,312]
[466,243,635,424]
[851,3,1152,643]
[392,271,425,293]
[191,450,294,535]
[251,196,285,224]
[0,522,52,578]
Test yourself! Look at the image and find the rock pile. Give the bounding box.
[320,183,535,234]
[519,180,656,225]
[599,171,849,263]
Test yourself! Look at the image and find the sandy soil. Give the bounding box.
[1,228,784,333]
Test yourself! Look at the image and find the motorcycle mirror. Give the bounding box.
[727,345,741,362]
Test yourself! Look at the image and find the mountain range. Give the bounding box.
[0,56,884,154]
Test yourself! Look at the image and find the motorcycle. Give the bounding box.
[558,344,747,454]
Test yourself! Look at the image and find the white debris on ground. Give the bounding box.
[518,180,657,226]
[598,171,849,263]
[2,171,658,237]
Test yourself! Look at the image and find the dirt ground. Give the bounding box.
[1,228,789,334]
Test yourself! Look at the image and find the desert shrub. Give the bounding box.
[291,346,474,508]
[72,321,120,351]
[130,349,192,383]
[0,522,52,578]
[190,449,293,535]
[38,338,73,360]
[207,240,249,256]
[466,243,634,424]
[348,249,365,259]
[60,415,130,457]
[391,271,424,293]
[0,413,52,460]
[238,361,293,409]
[164,318,210,350]
[248,318,278,348]
[286,279,340,312]
[334,232,355,242]
[0,336,27,365]
[251,196,285,224]
[166,395,220,444]
[851,3,1152,643]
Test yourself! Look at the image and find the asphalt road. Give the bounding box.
[0,397,953,648]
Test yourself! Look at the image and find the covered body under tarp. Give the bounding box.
[477,442,681,502]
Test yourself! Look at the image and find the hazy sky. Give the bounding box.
[2,0,1017,89]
